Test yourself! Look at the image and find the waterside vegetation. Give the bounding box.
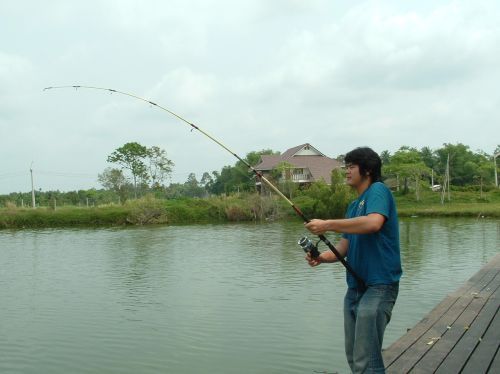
[1,187,499,229]
[2,142,499,229]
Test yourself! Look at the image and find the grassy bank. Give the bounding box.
[1,190,499,229]
[397,202,500,218]
[0,205,130,229]
[0,194,279,229]
[395,189,500,218]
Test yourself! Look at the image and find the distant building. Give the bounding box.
[253,143,342,192]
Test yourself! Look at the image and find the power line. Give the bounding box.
[36,170,96,178]
[0,172,26,179]
[0,170,96,179]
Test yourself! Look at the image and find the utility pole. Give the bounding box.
[30,162,36,209]
[447,153,450,201]
[441,153,450,204]
[494,152,499,188]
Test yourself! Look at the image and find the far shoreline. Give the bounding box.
[1,199,498,230]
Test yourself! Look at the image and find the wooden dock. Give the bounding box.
[383,253,500,373]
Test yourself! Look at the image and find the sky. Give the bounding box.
[1,0,499,194]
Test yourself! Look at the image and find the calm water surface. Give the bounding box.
[1,218,499,374]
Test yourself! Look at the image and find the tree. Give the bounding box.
[434,143,486,186]
[494,145,500,156]
[233,149,279,193]
[384,147,430,200]
[474,161,494,198]
[200,172,214,195]
[98,167,129,202]
[243,149,278,166]
[329,168,355,217]
[420,146,437,170]
[146,146,174,189]
[208,149,279,195]
[208,165,238,194]
[208,170,223,194]
[183,173,205,197]
[298,170,354,218]
[106,142,174,198]
[98,168,127,190]
[163,182,185,199]
[380,150,391,165]
[107,142,148,198]
[200,172,213,187]
[270,161,297,198]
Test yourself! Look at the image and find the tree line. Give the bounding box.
[1,142,498,208]
[97,143,279,200]
[379,143,499,200]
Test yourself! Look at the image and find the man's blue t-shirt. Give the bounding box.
[342,182,402,289]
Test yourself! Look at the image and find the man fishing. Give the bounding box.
[46,87,401,372]
[305,147,402,374]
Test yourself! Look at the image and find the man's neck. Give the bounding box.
[356,177,373,196]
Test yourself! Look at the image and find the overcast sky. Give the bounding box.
[1,0,499,194]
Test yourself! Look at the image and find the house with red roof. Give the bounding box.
[253,143,342,191]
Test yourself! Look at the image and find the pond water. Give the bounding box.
[0,218,498,373]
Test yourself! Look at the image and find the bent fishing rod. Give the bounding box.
[44,85,366,289]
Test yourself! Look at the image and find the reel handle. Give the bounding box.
[298,236,320,258]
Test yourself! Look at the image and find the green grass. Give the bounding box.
[1,189,499,229]
[0,205,130,229]
[163,198,226,223]
[0,194,268,229]
[394,189,500,217]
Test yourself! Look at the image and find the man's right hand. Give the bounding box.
[305,251,323,267]
[305,243,345,266]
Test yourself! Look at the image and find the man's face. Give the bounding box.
[345,164,363,187]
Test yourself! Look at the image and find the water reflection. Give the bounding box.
[399,218,427,275]
[0,218,498,374]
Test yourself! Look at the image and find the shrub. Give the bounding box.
[125,195,168,225]
[225,205,252,221]
[4,201,17,211]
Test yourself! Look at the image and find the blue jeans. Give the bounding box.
[344,283,399,374]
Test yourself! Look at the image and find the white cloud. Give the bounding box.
[149,68,218,110]
[1,0,499,193]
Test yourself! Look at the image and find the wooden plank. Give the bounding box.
[384,254,500,373]
[384,294,458,367]
[416,276,499,373]
[435,284,500,373]
[384,268,492,367]
[385,266,498,372]
[488,346,500,373]
[385,255,500,366]
[386,294,476,373]
[461,305,500,374]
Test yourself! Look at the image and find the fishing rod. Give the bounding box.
[44,85,366,289]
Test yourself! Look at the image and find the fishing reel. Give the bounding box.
[297,236,320,258]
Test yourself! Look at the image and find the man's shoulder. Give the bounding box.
[372,181,389,190]
[365,182,395,214]
[368,181,391,196]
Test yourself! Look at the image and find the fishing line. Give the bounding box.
[44,85,365,289]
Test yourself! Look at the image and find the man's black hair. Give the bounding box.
[344,147,382,183]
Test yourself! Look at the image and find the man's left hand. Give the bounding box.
[305,219,329,235]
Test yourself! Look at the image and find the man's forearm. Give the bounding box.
[323,238,348,262]
[327,216,381,234]
[311,213,385,234]
[318,249,340,263]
